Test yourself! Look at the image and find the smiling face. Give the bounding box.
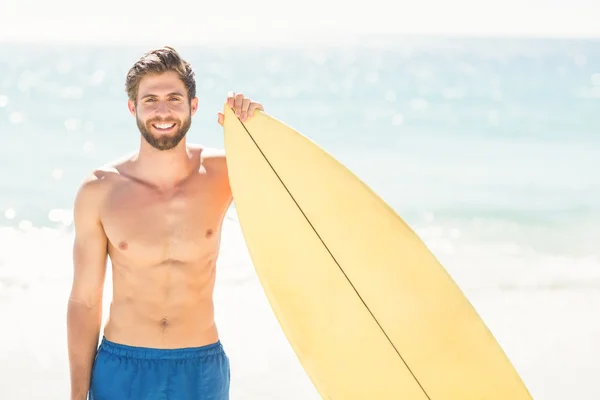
[129,70,198,151]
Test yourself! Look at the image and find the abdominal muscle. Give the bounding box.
[103,257,220,349]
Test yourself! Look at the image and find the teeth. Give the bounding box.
[154,123,175,129]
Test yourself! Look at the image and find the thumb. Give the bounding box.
[217,112,224,126]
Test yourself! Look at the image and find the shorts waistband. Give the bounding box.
[98,336,224,360]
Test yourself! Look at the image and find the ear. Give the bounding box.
[127,99,136,116]
[190,97,199,116]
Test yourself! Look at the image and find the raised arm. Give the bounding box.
[202,147,233,205]
[66,174,109,400]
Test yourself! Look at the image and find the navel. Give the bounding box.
[118,241,128,250]
[205,229,213,238]
[160,317,169,329]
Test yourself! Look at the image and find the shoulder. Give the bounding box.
[199,146,226,163]
[189,144,231,196]
[188,144,228,173]
[73,152,134,209]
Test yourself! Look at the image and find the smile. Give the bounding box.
[152,123,176,131]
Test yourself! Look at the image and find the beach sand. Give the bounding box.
[1,220,598,399]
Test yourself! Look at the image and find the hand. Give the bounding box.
[218,91,264,125]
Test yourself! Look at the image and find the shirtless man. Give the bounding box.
[66,46,264,400]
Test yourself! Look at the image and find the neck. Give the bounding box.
[134,137,194,189]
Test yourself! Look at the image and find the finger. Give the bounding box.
[217,112,224,126]
[240,98,251,121]
[248,102,263,118]
[234,93,244,116]
[227,91,235,107]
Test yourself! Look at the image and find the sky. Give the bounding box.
[1,0,600,43]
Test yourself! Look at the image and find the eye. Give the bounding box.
[145,98,156,103]
[169,97,181,101]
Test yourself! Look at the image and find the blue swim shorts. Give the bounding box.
[89,336,230,400]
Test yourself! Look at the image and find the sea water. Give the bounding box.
[0,37,599,399]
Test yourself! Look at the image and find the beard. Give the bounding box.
[137,111,192,151]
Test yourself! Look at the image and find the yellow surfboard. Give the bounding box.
[223,106,533,400]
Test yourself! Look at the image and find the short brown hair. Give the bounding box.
[125,46,196,103]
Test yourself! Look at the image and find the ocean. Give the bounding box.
[0,37,599,399]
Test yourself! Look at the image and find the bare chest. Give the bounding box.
[101,177,230,266]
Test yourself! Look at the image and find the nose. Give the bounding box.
[155,100,171,117]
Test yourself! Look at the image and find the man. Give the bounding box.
[66,46,264,400]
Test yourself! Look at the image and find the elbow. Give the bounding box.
[67,295,103,327]
[68,294,101,309]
